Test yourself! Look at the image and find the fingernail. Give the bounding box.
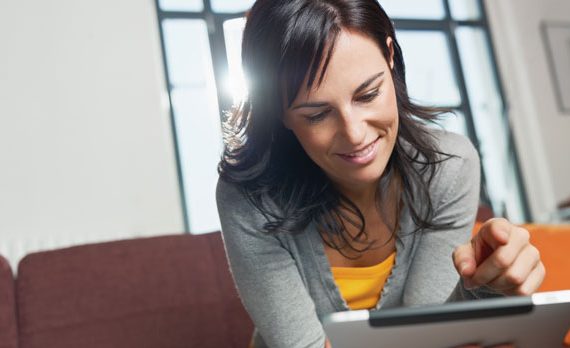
[459,262,468,275]
[463,278,475,289]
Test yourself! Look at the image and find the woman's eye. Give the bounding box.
[305,110,330,124]
[356,89,380,103]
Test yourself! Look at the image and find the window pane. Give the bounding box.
[172,87,223,234]
[162,18,222,233]
[438,111,468,136]
[162,19,210,87]
[379,0,445,19]
[448,0,481,20]
[211,0,255,13]
[424,111,467,137]
[456,26,524,221]
[159,0,203,12]
[223,18,248,104]
[396,30,461,107]
[505,152,526,222]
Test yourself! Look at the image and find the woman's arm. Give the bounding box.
[216,179,326,348]
[402,132,499,305]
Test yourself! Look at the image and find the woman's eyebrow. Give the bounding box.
[353,71,384,95]
[291,101,329,110]
[290,71,385,110]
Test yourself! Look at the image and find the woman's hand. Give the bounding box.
[453,218,545,295]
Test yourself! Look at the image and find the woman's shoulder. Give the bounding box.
[216,177,243,203]
[425,128,480,179]
[216,177,281,231]
[426,129,481,204]
[216,178,258,217]
[432,128,478,163]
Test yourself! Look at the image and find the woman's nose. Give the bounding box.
[338,107,366,145]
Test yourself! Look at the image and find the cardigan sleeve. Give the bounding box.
[402,131,503,306]
[216,179,326,348]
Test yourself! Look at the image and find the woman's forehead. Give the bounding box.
[292,30,389,102]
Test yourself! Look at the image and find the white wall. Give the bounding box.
[1,0,567,271]
[485,0,570,221]
[0,0,185,269]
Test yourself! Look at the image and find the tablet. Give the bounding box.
[323,290,570,348]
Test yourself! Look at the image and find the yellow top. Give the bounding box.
[331,252,396,310]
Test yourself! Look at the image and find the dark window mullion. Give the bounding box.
[393,19,446,31]
[442,0,493,208]
[394,19,484,31]
[159,10,245,20]
[442,1,479,148]
[154,0,191,232]
[203,0,232,117]
[455,19,485,27]
[158,11,205,19]
[478,0,532,220]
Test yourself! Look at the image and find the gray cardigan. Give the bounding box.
[216,131,500,348]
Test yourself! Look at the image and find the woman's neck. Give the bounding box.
[334,177,385,210]
[334,173,401,224]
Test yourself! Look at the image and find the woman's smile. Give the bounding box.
[335,135,381,165]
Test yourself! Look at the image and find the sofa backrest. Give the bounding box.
[16,232,252,348]
[0,254,18,348]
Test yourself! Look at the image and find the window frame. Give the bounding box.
[155,0,531,231]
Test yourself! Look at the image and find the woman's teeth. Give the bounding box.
[345,142,375,157]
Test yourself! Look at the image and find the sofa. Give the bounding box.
[1,223,569,348]
[1,232,252,348]
[0,254,18,348]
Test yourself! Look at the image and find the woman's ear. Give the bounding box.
[386,37,395,70]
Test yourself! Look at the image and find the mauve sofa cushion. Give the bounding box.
[16,233,252,348]
[0,254,18,348]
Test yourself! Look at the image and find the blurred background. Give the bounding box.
[1,0,569,269]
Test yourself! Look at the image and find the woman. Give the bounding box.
[216,1,545,347]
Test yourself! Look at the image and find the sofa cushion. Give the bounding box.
[16,233,252,348]
[0,254,18,348]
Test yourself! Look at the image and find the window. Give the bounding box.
[155,0,530,233]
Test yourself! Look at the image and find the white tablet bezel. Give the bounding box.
[323,290,570,348]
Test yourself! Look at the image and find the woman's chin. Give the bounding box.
[335,172,383,191]
[324,156,390,191]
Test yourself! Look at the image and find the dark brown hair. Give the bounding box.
[219,0,452,254]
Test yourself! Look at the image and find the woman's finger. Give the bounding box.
[453,243,478,278]
[486,245,541,291]
[505,261,546,296]
[467,227,530,288]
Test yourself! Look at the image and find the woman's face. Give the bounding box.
[283,29,399,194]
